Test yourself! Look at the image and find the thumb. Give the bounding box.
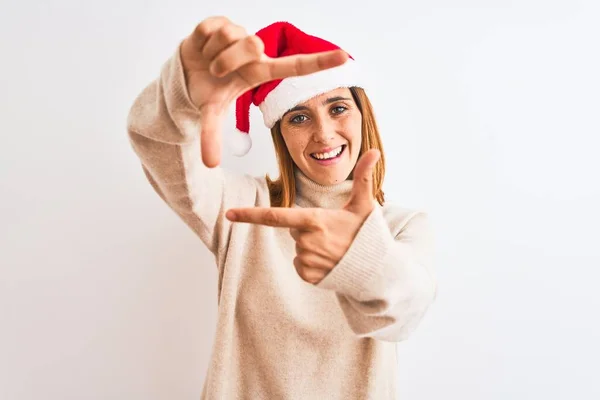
[346,149,380,214]
[199,103,223,168]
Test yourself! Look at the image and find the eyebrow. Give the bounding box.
[282,96,353,117]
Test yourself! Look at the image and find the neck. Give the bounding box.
[294,168,353,209]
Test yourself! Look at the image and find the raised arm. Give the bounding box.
[126,16,350,258]
[126,42,258,256]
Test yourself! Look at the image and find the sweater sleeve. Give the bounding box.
[126,41,259,258]
[315,208,437,342]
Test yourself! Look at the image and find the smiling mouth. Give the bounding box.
[310,145,346,160]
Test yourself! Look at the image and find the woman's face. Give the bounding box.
[279,87,362,186]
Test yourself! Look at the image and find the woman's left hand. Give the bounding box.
[225,150,381,284]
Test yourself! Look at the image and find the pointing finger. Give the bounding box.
[226,207,321,229]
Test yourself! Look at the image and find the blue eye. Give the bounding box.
[332,106,347,114]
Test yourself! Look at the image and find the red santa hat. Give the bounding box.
[231,21,364,156]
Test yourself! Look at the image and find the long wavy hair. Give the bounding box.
[265,87,386,208]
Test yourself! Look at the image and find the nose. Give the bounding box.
[311,116,336,144]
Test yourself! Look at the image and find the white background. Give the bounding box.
[1,0,599,399]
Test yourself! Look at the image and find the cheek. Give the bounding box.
[283,134,309,159]
[342,115,362,149]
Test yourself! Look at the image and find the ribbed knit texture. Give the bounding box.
[126,41,437,400]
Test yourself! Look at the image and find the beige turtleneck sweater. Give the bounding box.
[126,42,437,400]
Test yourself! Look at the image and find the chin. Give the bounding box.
[314,168,352,186]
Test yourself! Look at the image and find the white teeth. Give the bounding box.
[312,146,343,160]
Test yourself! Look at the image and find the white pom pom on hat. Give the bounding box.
[230,128,253,156]
[232,21,364,157]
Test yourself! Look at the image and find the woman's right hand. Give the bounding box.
[180,16,349,168]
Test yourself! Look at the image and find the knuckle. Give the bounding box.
[265,209,279,225]
[297,252,309,264]
[293,56,302,75]
[218,25,235,42]
[196,16,227,35]
[297,235,310,249]
[295,236,305,248]
[246,35,265,55]
[298,268,311,282]
[209,15,230,25]
[293,256,303,270]
[219,24,243,42]
[210,58,226,74]
[194,22,211,38]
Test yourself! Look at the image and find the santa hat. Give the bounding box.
[230,21,364,156]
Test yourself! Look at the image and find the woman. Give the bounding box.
[127,16,437,400]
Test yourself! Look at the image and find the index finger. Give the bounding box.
[225,207,319,229]
[265,49,349,82]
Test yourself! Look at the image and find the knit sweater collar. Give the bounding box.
[294,168,353,209]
